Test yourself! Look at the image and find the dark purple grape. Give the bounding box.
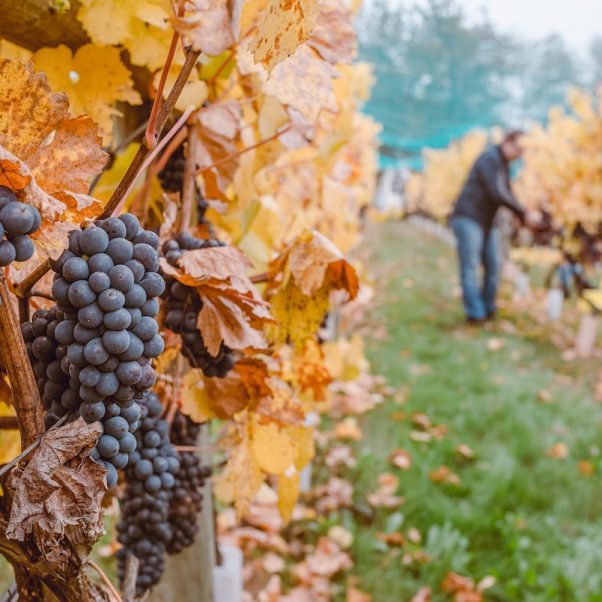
[107,238,133,264]
[62,257,89,282]
[124,284,146,308]
[84,338,110,366]
[0,202,34,235]
[133,243,159,272]
[103,330,131,354]
[0,240,16,265]
[78,302,104,328]
[98,288,125,312]
[88,252,114,274]
[140,272,165,297]
[134,230,160,250]
[97,434,120,458]
[116,361,142,385]
[73,323,99,345]
[109,264,135,292]
[118,214,141,241]
[125,259,145,282]
[89,271,111,293]
[104,308,132,331]
[68,280,96,308]
[79,226,109,255]
[80,401,106,422]
[100,217,127,240]
[12,235,35,262]
[96,371,119,396]
[79,365,101,387]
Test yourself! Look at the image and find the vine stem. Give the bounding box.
[86,561,121,602]
[0,276,44,448]
[110,107,195,218]
[122,555,139,602]
[195,126,291,175]
[250,272,268,284]
[145,0,186,149]
[101,46,201,219]
[179,124,199,233]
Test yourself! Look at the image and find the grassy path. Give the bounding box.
[350,222,602,602]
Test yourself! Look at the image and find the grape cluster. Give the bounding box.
[166,412,211,554]
[21,307,68,415]
[117,392,179,596]
[0,186,41,266]
[47,213,166,485]
[161,233,235,378]
[158,145,185,193]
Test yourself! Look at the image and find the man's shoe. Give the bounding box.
[466,316,485,325]
[486,311,497,321]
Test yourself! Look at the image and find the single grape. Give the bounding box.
[109,264,135,292]
[125,259,145,283]
[80,401,106,422]
[88,253,114,274]
[104,308,132,331]
[62,257,89,282]
[103,461,119,488]
[89,271,111,293]
[134,230,160,250]
[132,317,159,342]
[107,238,133,264]
[73,323,100,345]
[0,186,16,208]
[0,240,16,266]
[124,284,146,308]
[79,226,109,255]
[0,202,34,235]
[133,243,159,272]
[119,432,137,453]
[119,333,144,362]
[12,235,35,262]
[110,452,129,470]
[78,302,104,328]
[96,370,120,396]
[68,280,96,308]
[84,338,110,366]
[116,361,142,385]
[118,214,141,241]
[100,217,127,240]
[140,272,166,297]
[144,335,164,358]
[103,330,131,354]
[98,288,126,312]
[97,434,120,458]
[141,298,159,317]
[79,365,101,387]
[104,416,129,438]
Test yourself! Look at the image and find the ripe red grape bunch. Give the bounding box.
[158,145,185,193]
[162,232,235,378]
[0,186,41,265]
[46,213,165,486]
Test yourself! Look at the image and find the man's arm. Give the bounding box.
[477,152,526,220]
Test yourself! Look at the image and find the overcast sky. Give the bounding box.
[462,0,601,52]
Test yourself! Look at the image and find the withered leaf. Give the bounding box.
[205,371,251,418]
[307,0,357,65]
[250,0,319,74]
[7,418,106,542]
[170,0,234,56]
[177,245,252,284]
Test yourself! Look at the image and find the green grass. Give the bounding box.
[347,222,602,602]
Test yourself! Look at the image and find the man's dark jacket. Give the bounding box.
[452,145,525,231]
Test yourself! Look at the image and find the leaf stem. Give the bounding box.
[101,46,202,219]
[195,125,291,175]
[145,0,187,149]
[180,124,199,233]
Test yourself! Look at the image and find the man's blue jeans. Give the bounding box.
[451,216,501,320]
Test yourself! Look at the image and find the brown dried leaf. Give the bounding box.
[307,0,357,65]
[199,285,271,355]
[263,45,339,122]
[249,0,318,74]
[411,587,432,602]
[170,0,234,56]
[429,466,461,486]
[28,116,107,195]
[389,448,412,470]
[546,442,569,459]
[441,572,477,595]
[205,371,251,419]
[176,246,252,284]
[7,418,106,541]
[235,357,272,398]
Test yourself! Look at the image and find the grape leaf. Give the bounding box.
[6,418,106,542]
[249,0,318,74]
[307,0,357,65]
[169,0,235,56]
[32,44,142,143]
[277,471,300,524]
[249,414,296,475]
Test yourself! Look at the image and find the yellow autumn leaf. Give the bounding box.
[32,44,141,143]
[249,0,318,74]
[77,0,176,71]
[153,65,208,112]
[0,402,20,466]
[277,471,300,524]
[249,415,296,475]
[181,369,214,422]
[214,435,265,517]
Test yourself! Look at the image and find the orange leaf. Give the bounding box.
[205,372,251,419]
[389,448,412,470]
[235,357,272,398]
[307,0,357,65]
[441,572,476,594]
[176,246,252,284]
[0,158,30,190]
[546,442,569,459]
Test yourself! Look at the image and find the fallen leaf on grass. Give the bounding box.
[487,337,505,351]
[407,527,422,544]
[409,363,432,376]
[429,466,461,486]
[328,525,353,549]
[376,531,405,547]
[410,430,433,443]
[367,473,404,508]
[441,572,475,594]
[538,389,553,404]
[389,448,412,470]
[546,443,569,459]
[411,412,432,430]
[411,587,432,602]
[578,460,595,476]
[455,444,476,460]
[346,586,372,602]
[335,417,362,441]
[7,418,105,541]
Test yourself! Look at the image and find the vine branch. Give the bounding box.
[180,124,199,233]
[0,276,44,448]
